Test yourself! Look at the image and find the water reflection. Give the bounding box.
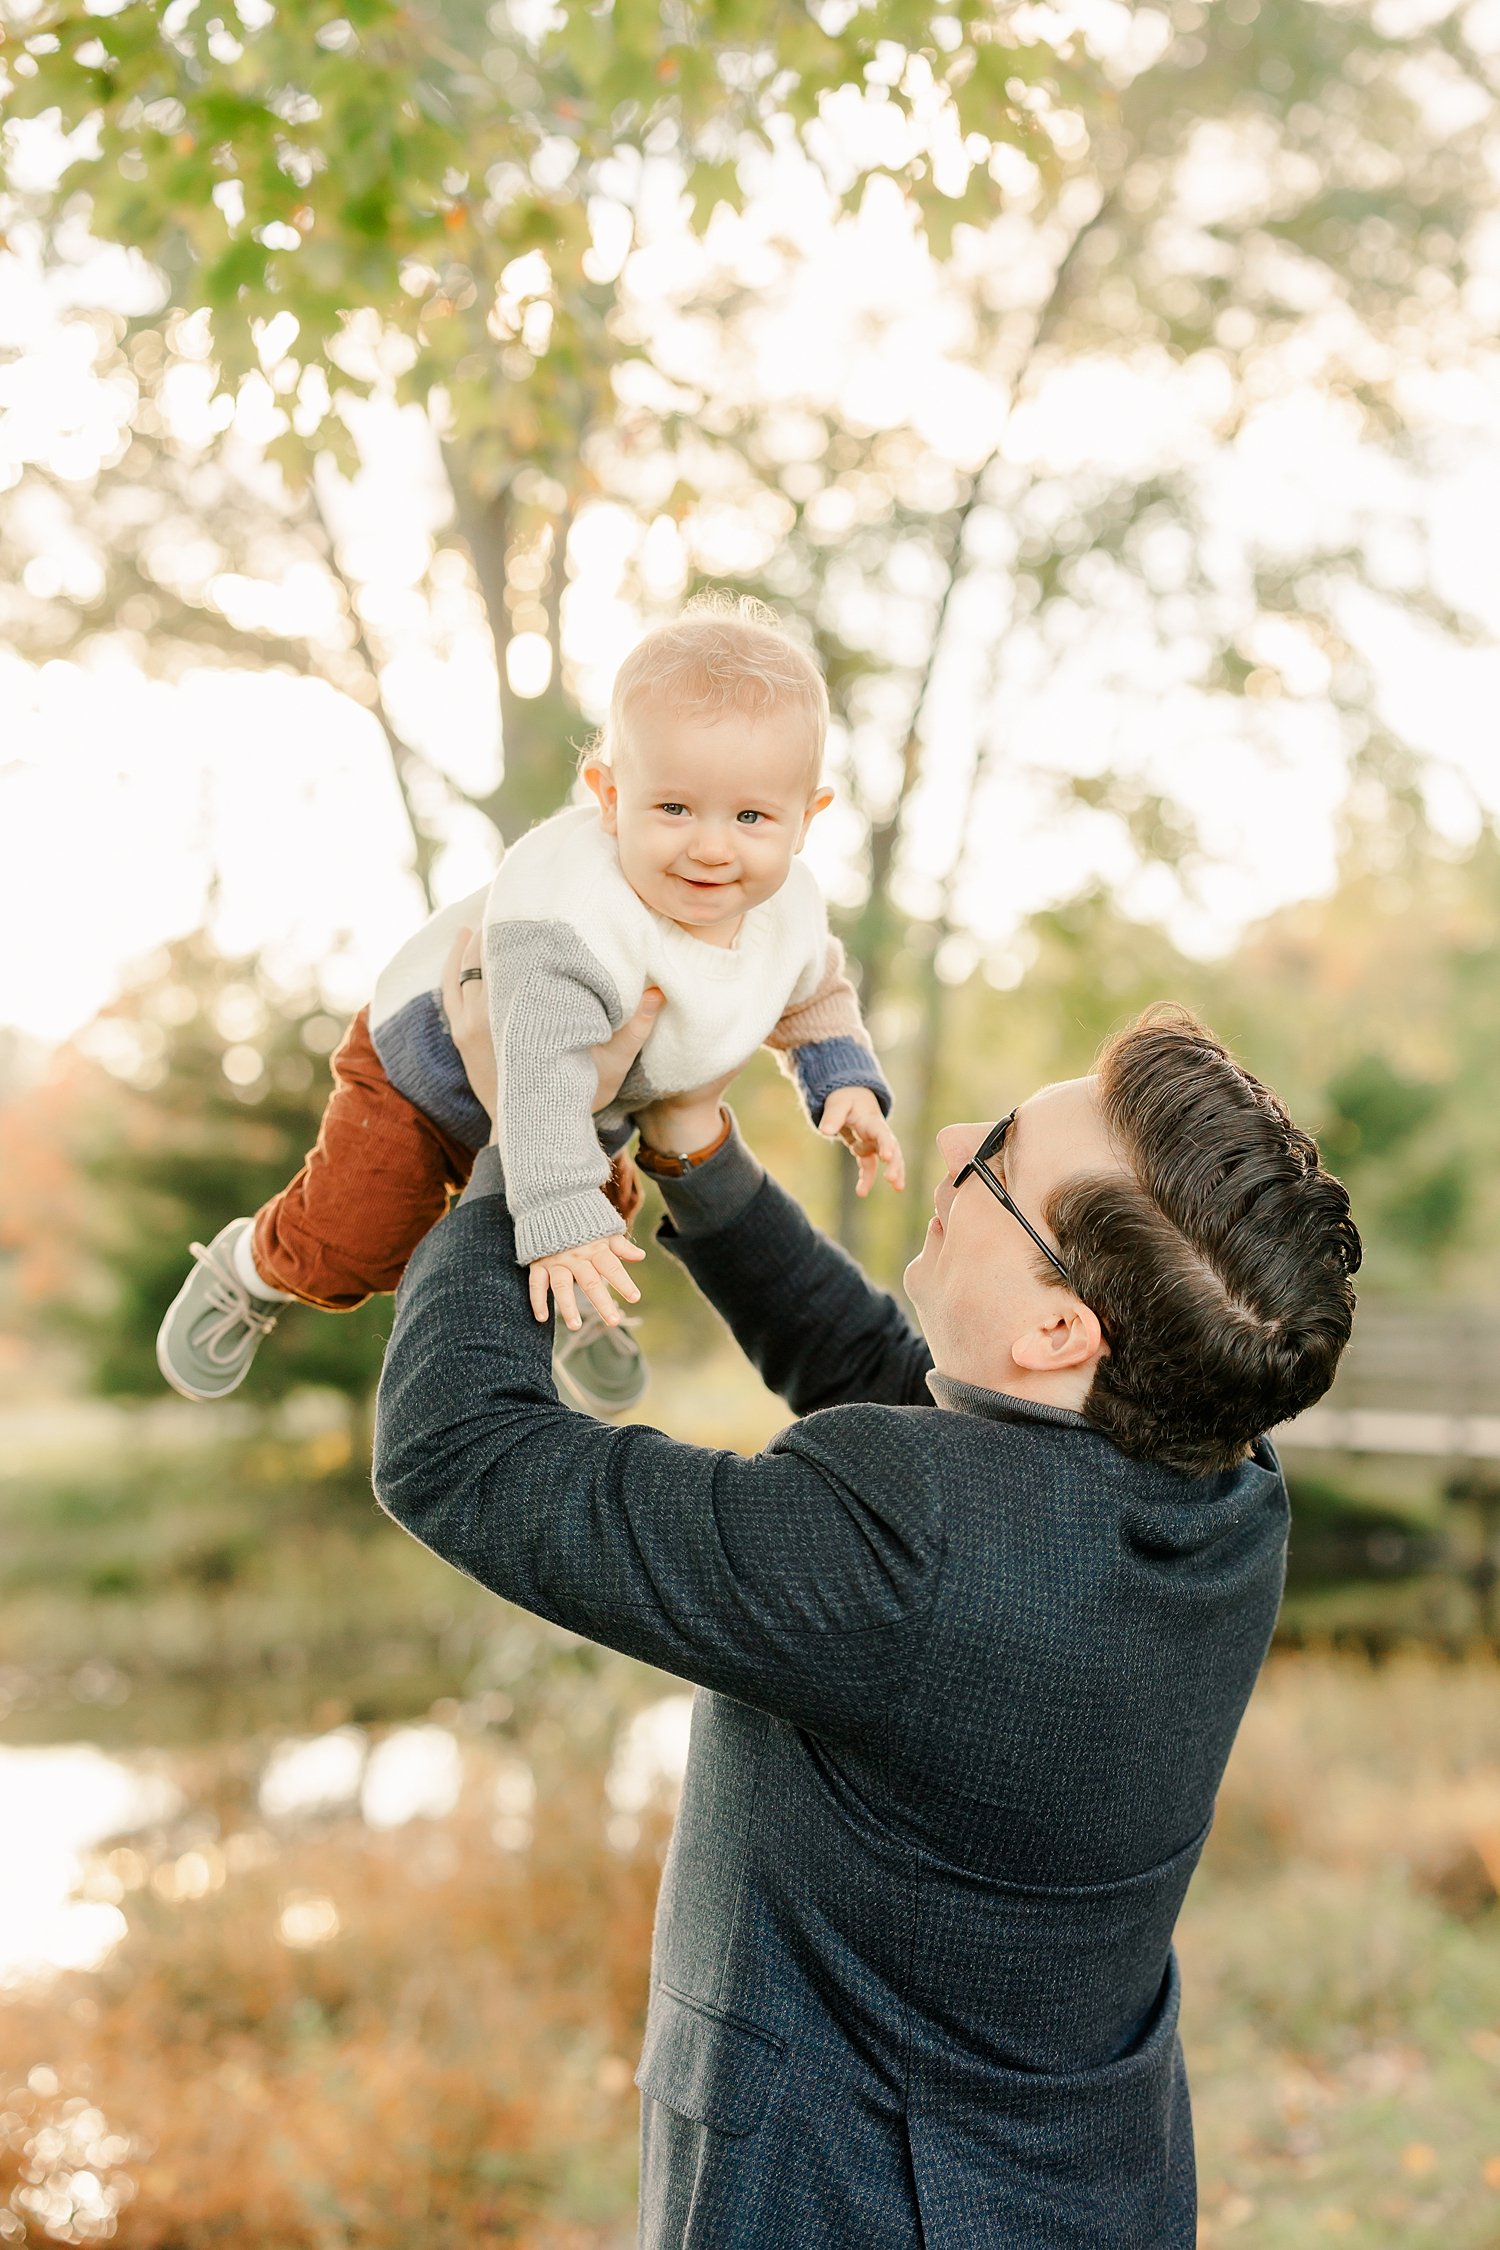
[0,1747,180,1989]
[360,1725,463,1829]
[0,1703,692,1997]
[256,1726,366,1821]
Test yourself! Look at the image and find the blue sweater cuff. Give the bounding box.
[792,1038,893,1128]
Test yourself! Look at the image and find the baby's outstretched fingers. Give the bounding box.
[880,1123,907,1193]
[533,1236,645,1332]
[594,1236,644,1307]
[551,1265,583,1332]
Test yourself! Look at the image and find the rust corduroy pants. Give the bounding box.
[251,1008,642,1310]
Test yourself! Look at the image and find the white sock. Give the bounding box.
[232,1223,294,1303]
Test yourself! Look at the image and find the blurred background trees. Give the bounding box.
[1,0,1497,1342]
[13,927,392,1402]
[4,1,1497,1148]
[2,13,1500,2240]
[0,0,1493,1332]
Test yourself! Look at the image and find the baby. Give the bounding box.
[157,595,904,1413]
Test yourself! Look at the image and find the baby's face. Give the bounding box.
[585,704,831,941]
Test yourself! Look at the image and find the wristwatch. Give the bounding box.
[634,1108,732,1179]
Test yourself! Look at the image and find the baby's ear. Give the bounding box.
[797,786,835,846]
[583,760,620,832]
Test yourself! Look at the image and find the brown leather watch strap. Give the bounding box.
[634,1108,732,1179]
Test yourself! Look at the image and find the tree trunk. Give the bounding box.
[441,444,582,841]
[310,487,442,910]
[834,186,1121,1251]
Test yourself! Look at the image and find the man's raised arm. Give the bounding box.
[372,1156,942,1730]
[644,1111,933,1415]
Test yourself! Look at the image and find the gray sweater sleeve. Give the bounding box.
[484,919,627,1265]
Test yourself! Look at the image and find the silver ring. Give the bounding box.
[458,966,482,985]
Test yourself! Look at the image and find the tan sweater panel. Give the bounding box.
[763,935,873,1054]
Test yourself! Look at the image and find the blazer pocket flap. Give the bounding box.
[635,1987,786,2138]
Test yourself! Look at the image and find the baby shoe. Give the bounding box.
[552,1302,648,1419]
[156,1219,281,1400]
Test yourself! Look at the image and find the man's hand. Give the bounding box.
[591,986,665,1112]
[529,1234,645,1330]
[820,1086,906,1199]
[441,927,665,1119]
[442,926,499,1123]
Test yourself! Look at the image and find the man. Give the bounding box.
[373,947,1360,2249]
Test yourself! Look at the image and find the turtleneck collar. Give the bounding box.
[925,1369,1094,1432]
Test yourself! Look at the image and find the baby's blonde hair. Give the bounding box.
[585,591,829,787]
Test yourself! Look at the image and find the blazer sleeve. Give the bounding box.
[372,1166,944,1735]
[655,1126,935,1413]
[484,919,625,1264]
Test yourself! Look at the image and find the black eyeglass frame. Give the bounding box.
[952,1111,1075,1290]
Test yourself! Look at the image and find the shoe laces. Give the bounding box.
[558,1300,639,1357]
[186,1238,280,1366]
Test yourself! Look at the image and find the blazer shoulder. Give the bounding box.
[767,1404,949,1592]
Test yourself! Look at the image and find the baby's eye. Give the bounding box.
[736,809,767,825]
[658,803,689,817]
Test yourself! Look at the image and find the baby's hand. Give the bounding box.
[529,1235,645,1331]
[819,1087,906,1199]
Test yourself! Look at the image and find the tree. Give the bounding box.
[47,928,393,1401]
[5,0,1496,1259]
[0,0,1083,833]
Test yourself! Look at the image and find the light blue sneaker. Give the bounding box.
[156,1220,281,1400]
[552,1303,648,1419]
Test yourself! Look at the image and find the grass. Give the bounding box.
[0,1653,1496,2244]
[3,1433,1499,2243]
[0,1746,664,2247]
[0,1427,670,1752]
[1183,1651,1500,2247]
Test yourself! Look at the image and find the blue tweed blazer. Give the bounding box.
[373,1130,1288,2249]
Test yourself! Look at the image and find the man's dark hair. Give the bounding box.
[1043,1007,1362,1478]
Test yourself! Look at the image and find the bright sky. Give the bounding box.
[3,93,1499,1049]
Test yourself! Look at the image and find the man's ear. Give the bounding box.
[582,760,620,834]
[1010,1301,1105,1378]
[795,786,835,850]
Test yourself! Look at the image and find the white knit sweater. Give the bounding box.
[370,803,889,1265]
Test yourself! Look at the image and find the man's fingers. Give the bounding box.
[528,1263,551,1323]
[440,926,468,1017]
[592,985,666,1114]
[461,925,482,975]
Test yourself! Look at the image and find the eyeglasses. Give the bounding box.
[952,1111,1075,1289]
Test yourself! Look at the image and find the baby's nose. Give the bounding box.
[689,827,735,862]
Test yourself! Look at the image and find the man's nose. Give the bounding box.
[935,1122,988,1178]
